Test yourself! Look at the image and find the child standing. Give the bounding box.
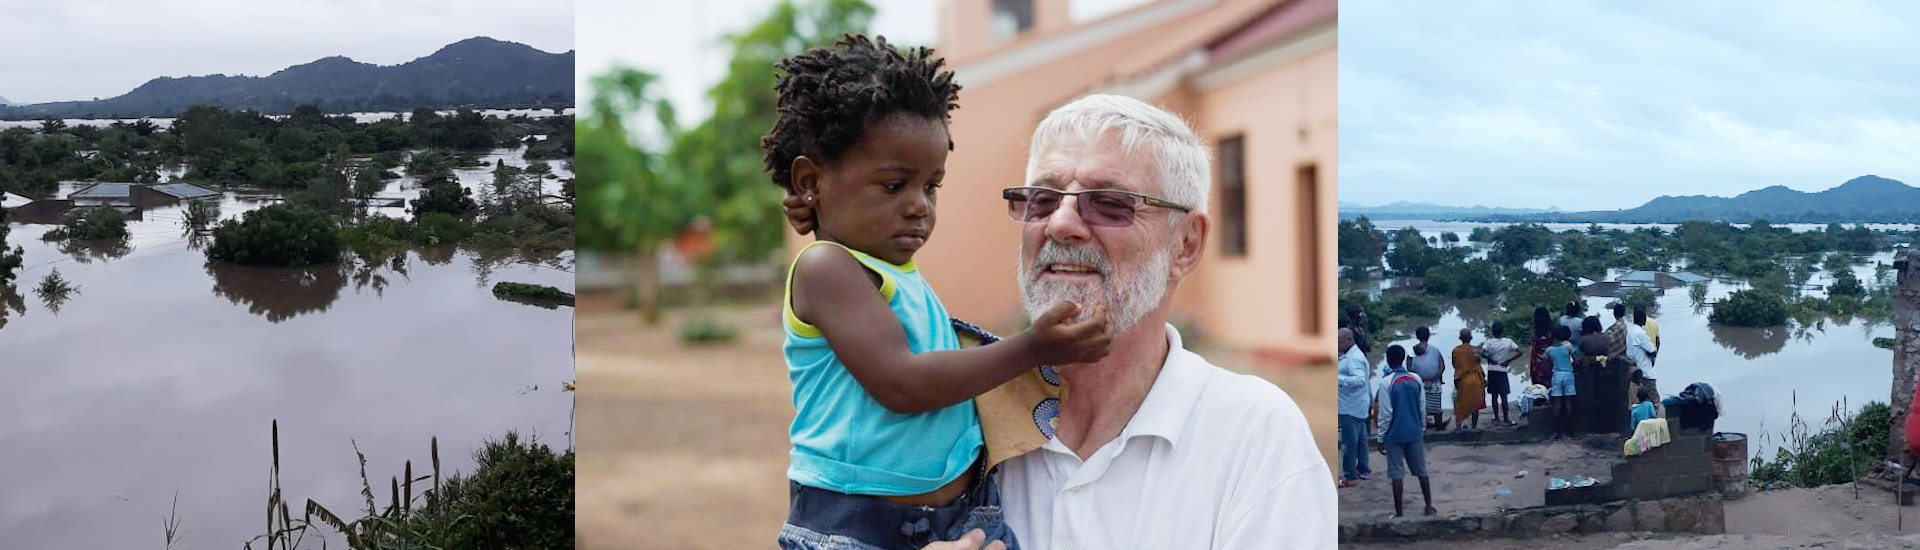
[1547,325,1578,439]
[1382,345,1435,517]
[765,35,1112,550]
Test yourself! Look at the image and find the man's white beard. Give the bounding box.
[1018,239,1171,337]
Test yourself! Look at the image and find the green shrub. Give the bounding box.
[41,207,129,241]
[679,314,738,344]
[492,282,575,306]
[412,176,478,219]
[207,204,341,266]
[1383,291,1438,319]
[406,433,575,550]
[1752,401,1891,488]
[1711,288,1789,327]
[415,212,472,245]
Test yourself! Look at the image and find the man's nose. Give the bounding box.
[1043,195,1092,244]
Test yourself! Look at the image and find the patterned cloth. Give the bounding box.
[1423,381,1443,415]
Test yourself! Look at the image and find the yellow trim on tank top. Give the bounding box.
[783,240,906,338]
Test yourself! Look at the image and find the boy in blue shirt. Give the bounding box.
[1382,344,1435,517]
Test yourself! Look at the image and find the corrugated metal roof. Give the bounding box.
[1619,270,1660,282]
[70,183,131,199]
[150,183,219,199]
[1669,272,1711,284]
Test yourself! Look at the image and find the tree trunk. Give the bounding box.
[633,247,663,325]
[1890,248,1919,460]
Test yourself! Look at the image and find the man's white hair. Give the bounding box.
[1024,94,1211,216]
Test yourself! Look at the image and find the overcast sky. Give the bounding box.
[0,0,574,105]
[578,0,1153,128]
[1340,1,1920,211]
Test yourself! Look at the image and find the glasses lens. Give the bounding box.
[1021,188,1062,222]
[1080,191,1138,227]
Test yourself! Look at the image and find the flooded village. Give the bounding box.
[2,95,577,550]
[1338,218,1920,548]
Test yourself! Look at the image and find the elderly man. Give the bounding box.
[784,94,1333,550]
[955,94,1332,549]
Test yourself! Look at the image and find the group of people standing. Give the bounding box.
[1335,300,1666,497]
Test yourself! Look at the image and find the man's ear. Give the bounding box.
[1170,212,1209,280]
[791,155,823,202]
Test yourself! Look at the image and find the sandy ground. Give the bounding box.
[574,296,1338,550]
[1339,436,1624,519]
[1350,482,1920,549]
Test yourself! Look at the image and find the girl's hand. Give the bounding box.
[782,190,816,234]
[1023,301,1112,366]
[921,529,1005,550]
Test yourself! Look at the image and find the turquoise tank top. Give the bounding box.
[782,240,980,496]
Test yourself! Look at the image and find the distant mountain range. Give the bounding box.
[1370,176,1920,224]
[0,37,573,120]
[1338,201,1559,219]
[0,95,12,106]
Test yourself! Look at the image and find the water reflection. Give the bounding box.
[1708,323,1789,359]
[206,261,348,323]
[0,285,24,331]
[1,148,575,550]
[56,237,133,264]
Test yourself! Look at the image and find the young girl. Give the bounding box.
[762,35,1111,550]
[1547,325,1578,439]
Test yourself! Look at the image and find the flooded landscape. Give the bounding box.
[1348,219,1907,460]
[0,145,575,548]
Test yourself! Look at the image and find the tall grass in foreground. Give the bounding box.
[1750,396,1891,489]
[248,420,574,550]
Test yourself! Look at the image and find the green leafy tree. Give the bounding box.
[1386,228,1436,276]
[577,67,685,323]
[1337,216,1386,273]
[207,204,342,266]
[1711,288,1789,328]
[663,0,876,263]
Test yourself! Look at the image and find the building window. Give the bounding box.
[991,0,1035,42]
[1297,163,1322,337]
[1217,135,1247,257]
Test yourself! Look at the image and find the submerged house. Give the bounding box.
[1,191,29,210]
[1585,270,1712,296]
[6,182,219,224]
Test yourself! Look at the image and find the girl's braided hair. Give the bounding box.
[760,34,961,192]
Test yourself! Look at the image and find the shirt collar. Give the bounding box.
[1116,323,1209,449]
[1342,345,1368,364]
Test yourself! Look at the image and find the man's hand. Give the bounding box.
[782,190,816,235]
[921,529,1005,550]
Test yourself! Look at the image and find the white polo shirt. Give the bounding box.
[997,324,1336,550]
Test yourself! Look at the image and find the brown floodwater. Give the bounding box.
[0,149,574,548]
[1349,220,1905,461]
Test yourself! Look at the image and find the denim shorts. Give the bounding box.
[1551,371,1576,397]
[777,463,1019,550]
[1384,440,1427,480]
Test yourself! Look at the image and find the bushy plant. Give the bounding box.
[1711,288,1789,327]
[1383,291,1438,319]
[207,204,341,266]
[678,313,738,344]
[41,206,129,241]
[1752,401,1891,488]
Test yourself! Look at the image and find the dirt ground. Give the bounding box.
[1349,482,1920,549]
[1338,436,1625,519]
[574,296,1338,550]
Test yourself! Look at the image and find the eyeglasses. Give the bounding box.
[1001,186,1192,227]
